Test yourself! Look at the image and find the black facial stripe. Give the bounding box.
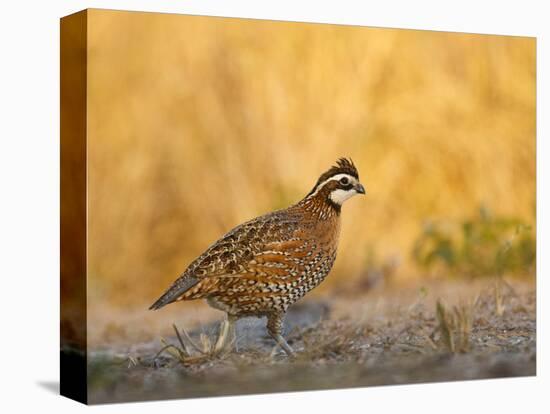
[340,183,354,191]
[308,162,359,197]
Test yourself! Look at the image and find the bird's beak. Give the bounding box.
[355,183,366,195]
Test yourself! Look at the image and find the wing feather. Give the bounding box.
[149,209,306,308]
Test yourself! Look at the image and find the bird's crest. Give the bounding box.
[308,158,359,195]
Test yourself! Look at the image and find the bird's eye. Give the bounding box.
[339,177,349,185]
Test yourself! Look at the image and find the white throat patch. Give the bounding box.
[329,188,358,205]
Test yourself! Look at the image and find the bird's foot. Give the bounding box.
[270,333,295,357]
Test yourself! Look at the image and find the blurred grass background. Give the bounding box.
[86,10,535,313]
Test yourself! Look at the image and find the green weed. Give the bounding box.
[413,207,535,277]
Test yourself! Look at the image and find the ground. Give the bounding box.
[87,278,536,404]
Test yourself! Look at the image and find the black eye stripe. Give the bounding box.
[339,177,350,185]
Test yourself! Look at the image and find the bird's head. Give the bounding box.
[306,158,366,208]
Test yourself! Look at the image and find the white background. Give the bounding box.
[0,0,546,412]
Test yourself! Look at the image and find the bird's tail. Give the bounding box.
[149,275,199,310]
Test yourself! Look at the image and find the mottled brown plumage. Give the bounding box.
[150,158,366,355]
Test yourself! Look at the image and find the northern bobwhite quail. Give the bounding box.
[150,158,366,355]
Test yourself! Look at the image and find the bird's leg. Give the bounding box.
[213,314,230,354]
[228,315,238,352]
[213,314,237,354]
[267,312,295,356]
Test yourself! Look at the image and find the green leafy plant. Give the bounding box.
[413,207,535,277]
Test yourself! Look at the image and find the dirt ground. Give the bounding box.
[87,278,536,404]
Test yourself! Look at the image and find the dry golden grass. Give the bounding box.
[85,10,535,312]
[431,300,473,353]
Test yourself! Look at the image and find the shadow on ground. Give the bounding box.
[37,381,59,395]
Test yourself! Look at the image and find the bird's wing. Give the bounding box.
[149,210,305,309]
[193,211,306,278]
